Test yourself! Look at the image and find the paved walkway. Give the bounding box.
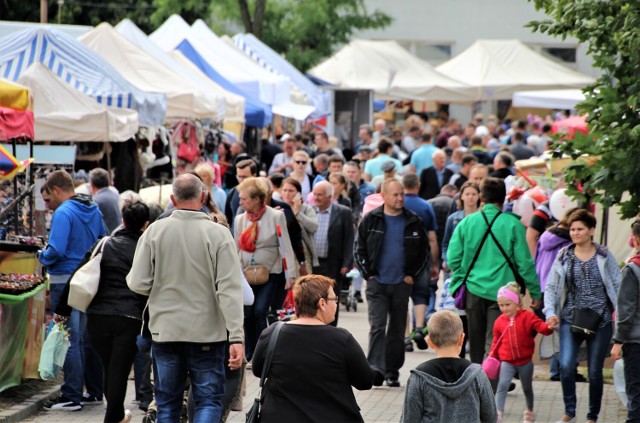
[21,299,627,422]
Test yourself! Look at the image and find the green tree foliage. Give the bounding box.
[528,1,640,218]
[212,0,392,72]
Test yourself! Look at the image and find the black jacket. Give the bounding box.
[354,206,429,280]
[55,228,146,319]
[419,167,454,201]
[87,228,147,319]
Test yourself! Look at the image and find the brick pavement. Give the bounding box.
[21,299,627,422]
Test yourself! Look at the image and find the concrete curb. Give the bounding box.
[0,386,60,423]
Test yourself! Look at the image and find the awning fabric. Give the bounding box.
[436,40,595,101]
[0,27,165,126]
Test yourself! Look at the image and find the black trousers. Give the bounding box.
[465,291,501,364]
[87,315,141,423]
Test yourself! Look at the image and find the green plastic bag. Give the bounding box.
[38,323,70,380]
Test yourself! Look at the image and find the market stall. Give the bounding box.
[0,81,44,393]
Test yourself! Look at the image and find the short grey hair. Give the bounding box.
[89,168,110,189]
[172,174,204,202]
[432,149,446,160]
[315,180,333,197]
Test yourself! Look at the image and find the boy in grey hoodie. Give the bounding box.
[401,311,496,423]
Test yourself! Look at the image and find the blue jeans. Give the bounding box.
[135,335,154,404]
[61,309,104,403]
[152,342,226,423]
[48,279,68,313]
[558,320,612,420]
[623,343,640,423]
[244,274,279,361]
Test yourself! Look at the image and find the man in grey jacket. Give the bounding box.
[127,174,244,422]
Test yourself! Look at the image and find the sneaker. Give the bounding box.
[497,410,503,423]
[43,395,83,411]
[508,382,516,392]
[404,337,414,352]
[385,378,400,387]
[554,416,574,423]
[81,393,103,405]
[411,327,428,350]
[142,410,157,423]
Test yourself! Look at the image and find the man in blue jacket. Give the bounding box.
[39,170,107,411]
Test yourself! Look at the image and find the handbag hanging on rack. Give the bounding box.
[246,322,285,423]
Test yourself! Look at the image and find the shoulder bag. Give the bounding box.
[242,214,279,285]
[454,211,501,309]
[565,250,602,336]
[481,212,527,295]
[246,322,285,423]
[481,323,509,380]
[67,236,109,313]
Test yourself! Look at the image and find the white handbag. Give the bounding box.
[67,237,109,313]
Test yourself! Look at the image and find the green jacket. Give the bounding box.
[447,204,540,301]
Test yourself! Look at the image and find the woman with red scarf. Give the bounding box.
[234,177,295,361]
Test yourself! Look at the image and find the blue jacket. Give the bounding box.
[39,195,107,275]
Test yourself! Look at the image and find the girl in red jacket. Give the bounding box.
[493,282,556,423]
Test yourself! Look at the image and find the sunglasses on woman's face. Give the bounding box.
[295,160,307,165]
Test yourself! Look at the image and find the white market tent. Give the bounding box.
[151,16,289,107]
[436,40,595,101]
[307,39,475,102]
[17,63,138,141]
[115,18,245,123]
[512,89,586,109]
[0,27,166,126]
[231,33,331,117]
[79,23,225,121]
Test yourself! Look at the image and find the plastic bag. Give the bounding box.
[614,358,628,407]
[38,323,70,380]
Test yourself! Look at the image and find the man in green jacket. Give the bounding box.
[447,177,541,364]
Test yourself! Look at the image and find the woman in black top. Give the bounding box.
[252,275,372,422]
[87,201,150,423]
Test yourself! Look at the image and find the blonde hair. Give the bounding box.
[427,310,463,348]
[499,282,523,303]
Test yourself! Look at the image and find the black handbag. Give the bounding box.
[565,250,602,336]
[246,322,285,423]
[572,308,602,336]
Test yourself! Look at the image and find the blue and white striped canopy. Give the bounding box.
[232,33,331,118]
[0,27,166,126]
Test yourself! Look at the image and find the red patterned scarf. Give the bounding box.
[238,206,267,252]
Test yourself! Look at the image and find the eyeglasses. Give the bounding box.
[294,160,307,165]
[324,296,339,304]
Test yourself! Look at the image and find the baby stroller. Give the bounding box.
[340,269,360,312]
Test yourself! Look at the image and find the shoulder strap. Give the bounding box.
[461,211,501,285]
[259,322,285,389]
[92,236,109,258]
[481,213,526,295]
[488,320,510,357]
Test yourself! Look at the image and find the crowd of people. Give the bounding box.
[35,112,640,423]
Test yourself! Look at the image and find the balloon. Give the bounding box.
[549,189,579,221]
[513,194,536,226]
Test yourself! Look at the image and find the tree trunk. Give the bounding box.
[252,0,267,38]
[237,0,253,33]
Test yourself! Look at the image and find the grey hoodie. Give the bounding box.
[401,363,496,423]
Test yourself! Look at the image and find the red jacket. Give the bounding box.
[490,310,553,366]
